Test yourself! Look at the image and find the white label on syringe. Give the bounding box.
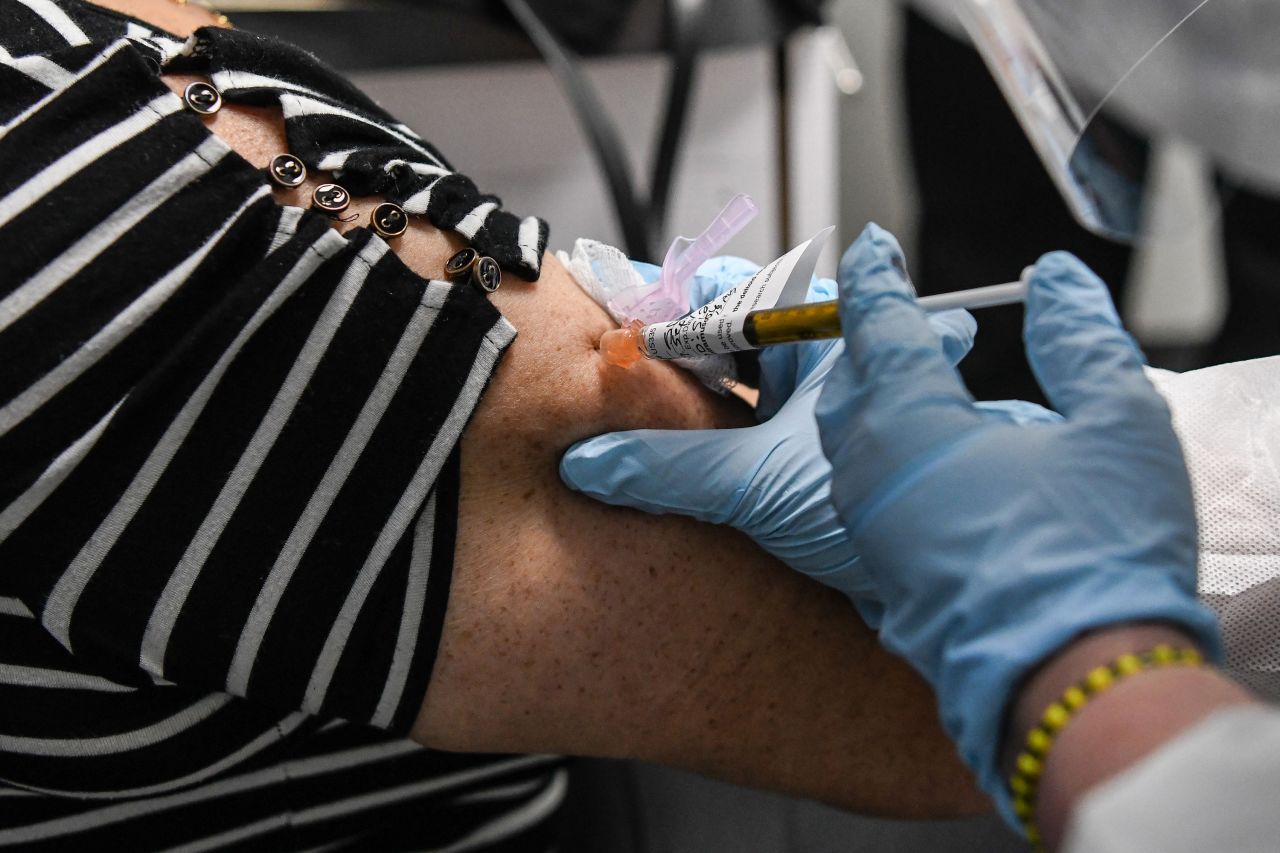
[638,226,833,360]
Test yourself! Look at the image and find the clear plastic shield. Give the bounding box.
[955,0,1280,243]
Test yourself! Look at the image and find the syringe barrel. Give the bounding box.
[743,301,842,346]
[741,280,1027,348]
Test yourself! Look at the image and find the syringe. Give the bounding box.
[599,279,1029,368]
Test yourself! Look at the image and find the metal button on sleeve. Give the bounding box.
[370,202,408,238]
[182,81,222,115]
[473,256,502,293]
[312,183,351,215]
[445,247,479,278]
[268,153,307,188]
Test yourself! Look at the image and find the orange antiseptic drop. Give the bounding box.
[599,321,647,368]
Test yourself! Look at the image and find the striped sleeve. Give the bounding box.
[0,3,574,843]
[0,13,515,753]
[0,605,313,798]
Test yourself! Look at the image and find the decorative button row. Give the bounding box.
[446,247,502,293]
[183,81,490,287]
[308,183,407,238]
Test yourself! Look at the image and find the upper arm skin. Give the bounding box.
[430,259,988,818]
[113,0,988,817]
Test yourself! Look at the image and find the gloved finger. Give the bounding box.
[928,309,977,367]
[758,339,842,422]
[757,275,843,419]
[629,259,662,285]
[850,595,884,631]
[685,256,765,307]
[560,427,755,526]
[1023,252,1163,424]
[815,227,982,525]
[975,399,1064,426]
[801,274,839,303]
[834,223,973,415]
[765,309,969,420]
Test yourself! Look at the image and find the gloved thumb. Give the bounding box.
[685,256,766,307]
[560,427,753,525]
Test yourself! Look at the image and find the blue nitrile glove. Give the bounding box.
[563,255,982,616]
[815,223,1222,823]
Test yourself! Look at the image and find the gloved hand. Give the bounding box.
[561,254,980,613]
[816,223,1222,821]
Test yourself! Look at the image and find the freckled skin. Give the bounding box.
[116,0,990,817]
[435,261,986,816]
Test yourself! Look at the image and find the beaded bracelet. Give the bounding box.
[1008,644,1204,850]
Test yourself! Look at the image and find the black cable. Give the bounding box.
[646,0,709,241]
[773,40,792,252]
[500,0,654,260]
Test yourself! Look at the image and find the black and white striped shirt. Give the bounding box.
[0,1,564,848]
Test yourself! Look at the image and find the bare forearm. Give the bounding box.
[1005,623,1257,849]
